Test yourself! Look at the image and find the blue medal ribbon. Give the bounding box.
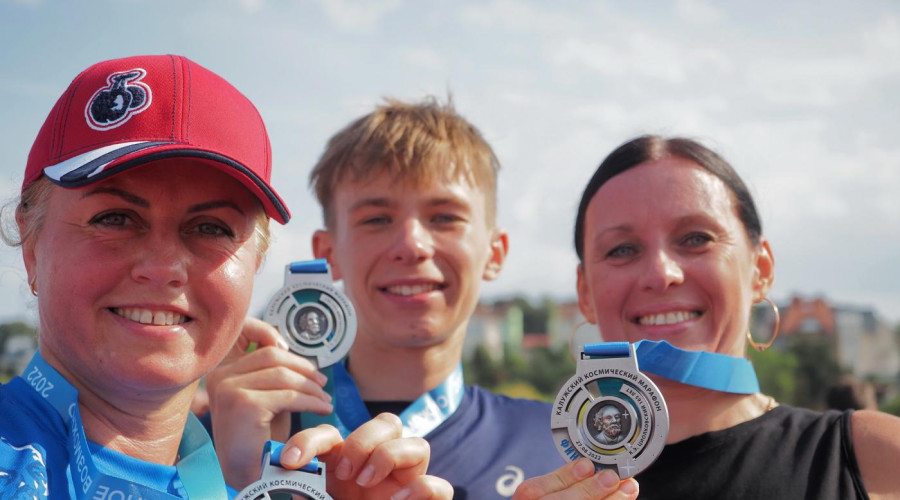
[22,351,228,499]
[304,361,466,438]
[583,340,760,394]
[262,441,321,474]
[289,259,329,274]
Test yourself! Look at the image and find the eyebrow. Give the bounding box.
[590,213,722,242]
[189,201,246,216]
[82,187,148,207]
[592,224,634,240]
[348,195,470,212]
[348,197,393,212]
[426,196,470,209]
[82,187,245,215]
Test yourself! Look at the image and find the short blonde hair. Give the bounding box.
[309,96,500,228]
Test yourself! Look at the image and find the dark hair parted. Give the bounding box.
[574,135,762,262]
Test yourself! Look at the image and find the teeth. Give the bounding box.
[385,284,440,296]
[638,311,699,326]
[113,307,186,326]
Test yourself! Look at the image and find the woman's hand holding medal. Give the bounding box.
[280,413,453,499]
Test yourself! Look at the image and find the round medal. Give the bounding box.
[264,260,356,369]
[235,441,332,500]
[551,342,668,478]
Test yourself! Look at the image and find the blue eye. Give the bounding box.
[89,211,130,227]
[196,222,234,237]
[682,233,712,248]
[606,244,636,259]
[362,215,390,226]
[433,214,462,223]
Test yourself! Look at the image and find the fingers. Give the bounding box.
[208,356,332,426]
[333,413,431,487]
[280,424,345,469]
[205,316,334,489]
[390,475,455,500]
[281,415,447,500]
[512,459,639,500]
[225,316,288,361]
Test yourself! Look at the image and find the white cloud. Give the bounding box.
[316,0,403,32]
[459,0,580,34]
[237,0,265,13]
[675,0,724,24]
[400,47,447,72]
[551,32,732,85]
[863,14,900,55]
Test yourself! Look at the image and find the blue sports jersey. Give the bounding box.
[424,385,564,499]
[0,377,186,499]
[202,382,565,498]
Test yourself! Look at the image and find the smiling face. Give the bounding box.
[576,157,773,357]
[313,171,507,350]
[22,159,264,397]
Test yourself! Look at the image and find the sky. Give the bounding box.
[1,0,899,327]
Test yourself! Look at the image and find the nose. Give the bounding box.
[131,232,189,287]
[640,247,684,291]
[388,218,434,264]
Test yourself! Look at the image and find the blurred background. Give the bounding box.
[1,0,898,413]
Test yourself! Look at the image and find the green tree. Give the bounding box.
[0,321,37,351]
[748,346,798,404]
[522,345,576,397]
[464,345,501,388]
[788,335,843,410]
[509,297,551,334]
[881,394,900,416]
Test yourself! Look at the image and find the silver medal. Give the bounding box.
[234,441,332,500]
[264,260,356,369]
[551,343,669,478]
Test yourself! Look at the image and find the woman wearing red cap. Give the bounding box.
[0,54,451,500]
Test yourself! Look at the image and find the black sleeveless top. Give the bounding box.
[635,405,869,499]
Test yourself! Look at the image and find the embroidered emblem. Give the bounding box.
[85,68,151,131]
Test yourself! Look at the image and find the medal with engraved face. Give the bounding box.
[552,343,669,478]
[264,260,356,369]
[235,441,332,500]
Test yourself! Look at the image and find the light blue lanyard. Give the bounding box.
[583,340,760,394]
[23,352,228,499]
[304,361,466,438]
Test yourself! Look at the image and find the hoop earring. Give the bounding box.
[28,276,37,297]
[747,297,780,351]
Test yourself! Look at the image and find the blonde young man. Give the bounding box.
[206,98,564,498]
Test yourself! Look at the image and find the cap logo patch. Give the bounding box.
[84,68,152,131]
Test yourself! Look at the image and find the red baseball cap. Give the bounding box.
[24,54,291,223]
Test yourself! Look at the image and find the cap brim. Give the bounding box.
[42,141,290,224]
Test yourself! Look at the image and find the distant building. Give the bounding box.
[465,302,523,361]
[548,301,585,348]
[752,295,900,382]
[470,294,899,393]
[467,299,587,361]
[1,334,36,375]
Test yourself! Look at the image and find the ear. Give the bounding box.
[311,229,342,280]
[17,214,37,289]
[751,238,775,302]
[482,228,509,281]
[576,263,597,324]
